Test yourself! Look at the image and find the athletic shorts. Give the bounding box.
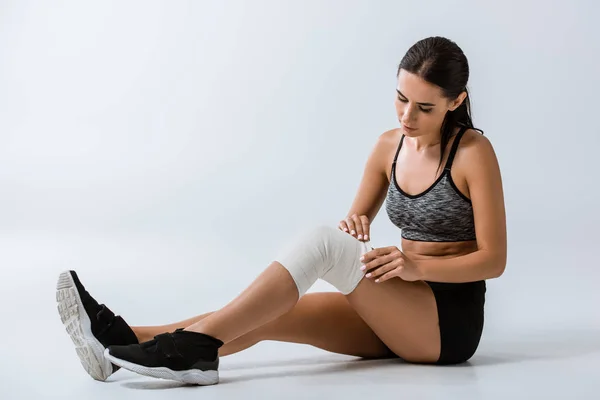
[425,280,486,365]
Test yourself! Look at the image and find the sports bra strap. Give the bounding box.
[392,126,467,170]
[392,134,405,165]
[443,126,468,171]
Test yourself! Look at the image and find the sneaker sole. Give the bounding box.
[104,349,219,385]
[56,271,113,381]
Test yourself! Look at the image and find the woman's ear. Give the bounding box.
[449,91,467,111]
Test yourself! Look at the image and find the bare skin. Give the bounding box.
[131,69,506,364]
[384,125,481,263]
[130,128,502,363]
[132,292,394,359]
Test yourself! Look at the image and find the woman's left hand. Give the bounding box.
[359,246,423,283]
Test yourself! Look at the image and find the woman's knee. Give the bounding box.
[304,224,342,250]
[273,224,366,296]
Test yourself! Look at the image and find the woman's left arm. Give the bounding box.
[417,135,507,282]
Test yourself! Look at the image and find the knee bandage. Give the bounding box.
[273,225,371,296]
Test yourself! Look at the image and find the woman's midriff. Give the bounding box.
[401,238,478,261]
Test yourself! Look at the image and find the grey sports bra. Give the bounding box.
[385,126,476,242]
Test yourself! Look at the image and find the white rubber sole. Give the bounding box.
[56,271,113,381]
[104,349,219,385]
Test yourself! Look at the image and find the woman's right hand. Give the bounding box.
[338,214,370,242]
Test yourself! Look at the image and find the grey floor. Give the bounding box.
[2,230,599,399]
[12,333,600,400]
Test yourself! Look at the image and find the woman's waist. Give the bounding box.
[401,238,484,291]
[425,280,486,292]
[401,237,478,260]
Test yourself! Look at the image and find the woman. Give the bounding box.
[56,36,506,385]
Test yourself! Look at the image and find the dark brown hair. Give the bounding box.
[398,36,483,172]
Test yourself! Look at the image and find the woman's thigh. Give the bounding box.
[346,276,441,363]
[253,291,394,359]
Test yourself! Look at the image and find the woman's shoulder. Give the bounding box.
[377,128,403,148]
[459,128,491,148]
[455,128,500,177]
[362,128,403,180]
[458,128,494,157]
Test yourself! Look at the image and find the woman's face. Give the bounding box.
[394,69,463,138]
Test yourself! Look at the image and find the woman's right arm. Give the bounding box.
[339,130,395,241]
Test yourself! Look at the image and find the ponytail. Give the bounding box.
[436,89,483,173]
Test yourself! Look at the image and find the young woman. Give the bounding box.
[57,36,506,385]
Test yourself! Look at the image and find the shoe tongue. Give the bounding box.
[70,272,98,304]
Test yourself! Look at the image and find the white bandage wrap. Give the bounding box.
[273,225,371,296]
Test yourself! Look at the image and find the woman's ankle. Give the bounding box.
[130,327,155,343]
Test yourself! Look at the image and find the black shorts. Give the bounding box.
[425,280,486,365]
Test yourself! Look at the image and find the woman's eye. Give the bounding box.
[398,96,432,113]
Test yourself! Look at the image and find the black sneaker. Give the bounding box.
[56,270,139,381]
[104,328,223,385]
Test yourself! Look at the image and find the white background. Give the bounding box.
[1,0,599,398]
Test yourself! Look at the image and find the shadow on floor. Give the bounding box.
[464,327,600,367]
[119,327,600,389]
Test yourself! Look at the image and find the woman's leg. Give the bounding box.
[182,262,439,362]
[133,317,212,344]
[185,261,299,343]
[133,292,392,358]
[105,226,440,384]
[181,226,440,362]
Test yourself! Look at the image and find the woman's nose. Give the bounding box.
[401,111,416,125]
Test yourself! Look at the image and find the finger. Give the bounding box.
[375,266,403,283]
[338,220,349,233]
[362,252,393,273]
[359,247,379,264]
[369,257,401,278]
[345,216,357,237]
[366,262,397,279]
[361,246,395,268]
[351,215,364,240]
[373,252,402,273]
[359,215,370,241]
